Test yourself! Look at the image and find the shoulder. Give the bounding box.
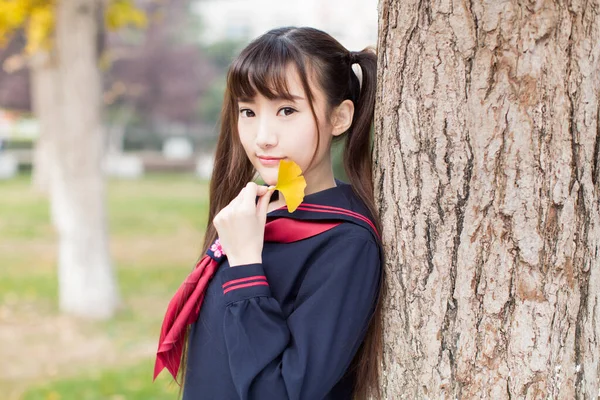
[308,222,381,267]
[334,181,380,240]
[329,221,378,247]
[296,222,381,300]
[335,181,374,217]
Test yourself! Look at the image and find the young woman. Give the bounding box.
[155,26,385,400]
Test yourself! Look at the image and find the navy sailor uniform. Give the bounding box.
[182,181,382,400]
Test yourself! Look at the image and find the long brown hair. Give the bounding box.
[186,26,384,399]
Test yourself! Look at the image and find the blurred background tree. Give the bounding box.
[0,0,148,319]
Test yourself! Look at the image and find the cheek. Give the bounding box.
[289,124,321,170]
[237,126,252,152]
[297,116,320,145]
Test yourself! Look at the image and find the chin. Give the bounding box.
[263,176,278,186]
[256,170,278,186]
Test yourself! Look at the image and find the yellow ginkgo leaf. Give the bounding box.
[272,159,306,213]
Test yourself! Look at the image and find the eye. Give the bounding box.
[277,107,296,117]
[240,109,255,118]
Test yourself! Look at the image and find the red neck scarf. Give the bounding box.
[154,217,342,382]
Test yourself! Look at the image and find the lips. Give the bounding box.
[257,156,284,166]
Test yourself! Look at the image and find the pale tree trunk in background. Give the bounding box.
[375,0,599,398]
[51,0,119,319]
[30,52,59,194]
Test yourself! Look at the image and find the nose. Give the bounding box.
[255,115,278,148]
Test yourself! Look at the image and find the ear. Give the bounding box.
[331,99,354,137]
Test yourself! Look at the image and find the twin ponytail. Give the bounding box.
[344,49,378,231]
[341,48,385,400]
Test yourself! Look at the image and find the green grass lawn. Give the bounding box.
[22,359,181,400]
[0,173,209,400]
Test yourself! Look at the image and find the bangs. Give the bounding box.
[228,34,306,102]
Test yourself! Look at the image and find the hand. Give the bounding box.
[212,182,275,267]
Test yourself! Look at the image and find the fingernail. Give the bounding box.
[267,185,276,191]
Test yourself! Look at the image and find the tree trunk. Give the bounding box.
[50,0,119,319]
[374,0,600,398]
[30,52,59,194]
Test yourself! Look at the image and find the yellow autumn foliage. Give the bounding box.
[25,2,53,53]
[105,0,147,31]
[0,0,30,46]
[0,0,147,54]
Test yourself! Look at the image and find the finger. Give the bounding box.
[231,186,246,207]
[245,181,258,196]
[256,187,275,217]
[241,182,259,207]
[255,185,272,197]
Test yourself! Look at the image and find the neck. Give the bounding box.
[303,153,337,195]
[304,169,336,195]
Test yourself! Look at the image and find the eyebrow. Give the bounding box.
[237,94,305,103]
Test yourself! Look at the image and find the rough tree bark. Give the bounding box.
[374,0,599,398]
[49,0,119,318]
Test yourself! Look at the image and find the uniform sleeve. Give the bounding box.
[219,235,381,400]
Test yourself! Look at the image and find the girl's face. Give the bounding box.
[237,66,341,194]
